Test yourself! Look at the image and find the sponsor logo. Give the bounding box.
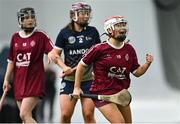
[116,55,121,59]
[85,36,92,41]
[106,54,112,58]
[69,48,88,55]
[22,43,27,47]
[16,52,31,67]
[108,66,126,80]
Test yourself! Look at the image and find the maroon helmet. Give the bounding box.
[70,2,91,22]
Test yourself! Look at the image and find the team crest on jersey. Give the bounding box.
[125,54,129,61]
[15,43,18,47]
[30,40,36,47]
[68,36,76,44]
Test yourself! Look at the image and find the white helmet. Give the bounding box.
[104,16,128,34]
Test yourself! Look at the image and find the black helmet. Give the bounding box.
[17,7,36,32]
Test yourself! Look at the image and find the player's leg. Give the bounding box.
[60,94,77,123]
[16,101,24,123]
[117,104,132,123]
[19,97,40,123]
[39,99,45,121]
[98,102,125,123]
[60,80,77,123]
[80,80,96,123]
[16,100,22,110]
[81,98,96,123]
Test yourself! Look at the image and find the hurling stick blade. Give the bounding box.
[81,89,131,106]
[98,89,131,106]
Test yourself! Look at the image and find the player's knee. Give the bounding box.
[60,113,72,123]
[83,111,95,122]
[113,117,125,123]
[19,110,29,121]
[120,118,125,123]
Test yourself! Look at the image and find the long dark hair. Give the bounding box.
[64,20,75,31]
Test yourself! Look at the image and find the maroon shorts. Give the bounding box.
[92,99,111,108]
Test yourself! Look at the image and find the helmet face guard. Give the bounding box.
[104,16,129,42]
[104,16,128,34]
[17,7,36,31]
[70,2,92,22]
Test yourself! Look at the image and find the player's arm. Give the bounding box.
[48,48,66,68]
[133,54,153,77]
[48,48,73,76]
[3,62,13,92]
[48,48,60,63]
[73,62,85,98]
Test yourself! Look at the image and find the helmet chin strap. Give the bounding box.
[115,34,127,42]
[20,21,36,34]
[75,21,89,28]
[22,27,35,34]
[72,11,78,22]
[108,32,126,42]
[109,32,127,42]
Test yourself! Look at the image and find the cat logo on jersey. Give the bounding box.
[16,52,31,67]
[68,36,76,44]
[30,40,36,47]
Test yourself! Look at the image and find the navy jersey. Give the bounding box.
[55,26,100,81]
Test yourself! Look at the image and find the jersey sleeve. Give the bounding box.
[129,45,140,73]
[43,33,54,54]
[81,44,100,66]
[93,27,101,44]
[7,34,15,63]
[55,29,65,49]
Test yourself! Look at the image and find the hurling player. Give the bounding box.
[3,7,54,123]
[73,16,153,123]
[48,2,101,123]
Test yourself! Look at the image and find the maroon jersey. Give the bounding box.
[8,29,53,100]
[81,41,140,95]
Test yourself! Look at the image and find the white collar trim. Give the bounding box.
[18,29,35,38]
[107,40,125,49]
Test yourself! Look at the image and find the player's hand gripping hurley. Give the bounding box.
[70,89,131,106]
